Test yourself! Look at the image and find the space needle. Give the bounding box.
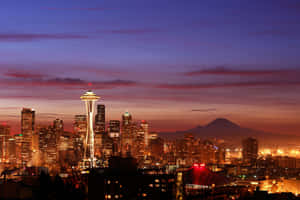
[80,90,100,168]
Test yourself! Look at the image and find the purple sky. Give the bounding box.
[0,0,300,135]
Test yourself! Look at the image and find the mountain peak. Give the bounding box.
[205,118,240,128]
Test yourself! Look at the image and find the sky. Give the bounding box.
[0,0,300,135]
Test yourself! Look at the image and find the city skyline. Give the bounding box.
[2,2,300,198]
[1,0,300,136]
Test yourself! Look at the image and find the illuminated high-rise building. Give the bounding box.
[108,120,120,138]
[53,118,64,147]
[21,108,35,166]
[95,104,105,134]
[94,133,102,158]
[0,124,10,163]
[101,134,113,159]
[80,90,100,168]
[122,112,132,126]
[73,134,84,163]
[108,120,121,156]
[135,126,146,160]
[14,133,23,166]
[38,126,57,166]
[74,115,87,135]
[121,112,134,156]
[32,129,40,166]
[7,137,16,164]
[73,115,87,162]
[140,120,149,147]
[94,105,105,158]
[242,137,258,165]
[53,118,64,132]
[58,131,74,167]
[58,131,73,152]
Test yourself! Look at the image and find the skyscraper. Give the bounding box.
[94,105,105,158]
[0,124,10,163]
[108,120,121,156]
[38,126,57,166]
[80,90,100,168]
[121,112,134,156]
[95,104,105,134]
[108,120,120,138]
[242,137,258,165]
[73,115,86,162]
[122,112,132,126]
[74,115,87,135]
[53,118,64,145]
[58,131,74,166]
[94,105,105,159]
[140,120,149,147]
[53,118,64,132]
[135,126,146,160]
[14,133,23,166]
[21,108,35,166]
[7,137,16,164]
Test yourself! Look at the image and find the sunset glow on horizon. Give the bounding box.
[0,0,300,135]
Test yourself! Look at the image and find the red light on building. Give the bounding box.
[193,163,199,168]
[193,163,205,170]
[88,82,93,87]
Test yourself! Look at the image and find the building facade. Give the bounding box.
[242,137,258,165]
[121,112,134,156]
[95,104,105,134]
[0,124,10,163]
[21,108,35,166]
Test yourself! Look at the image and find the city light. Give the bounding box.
[193,163,205,170]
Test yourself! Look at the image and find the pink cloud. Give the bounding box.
[4,70,47,79]
[0,76,139,90]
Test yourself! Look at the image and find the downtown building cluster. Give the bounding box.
[0,104,256,172]
[0,106,299,172]
[0,106,157,171]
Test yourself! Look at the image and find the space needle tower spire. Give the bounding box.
[80,89,100,168]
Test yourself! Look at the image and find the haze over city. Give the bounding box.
[0,0,300,136]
